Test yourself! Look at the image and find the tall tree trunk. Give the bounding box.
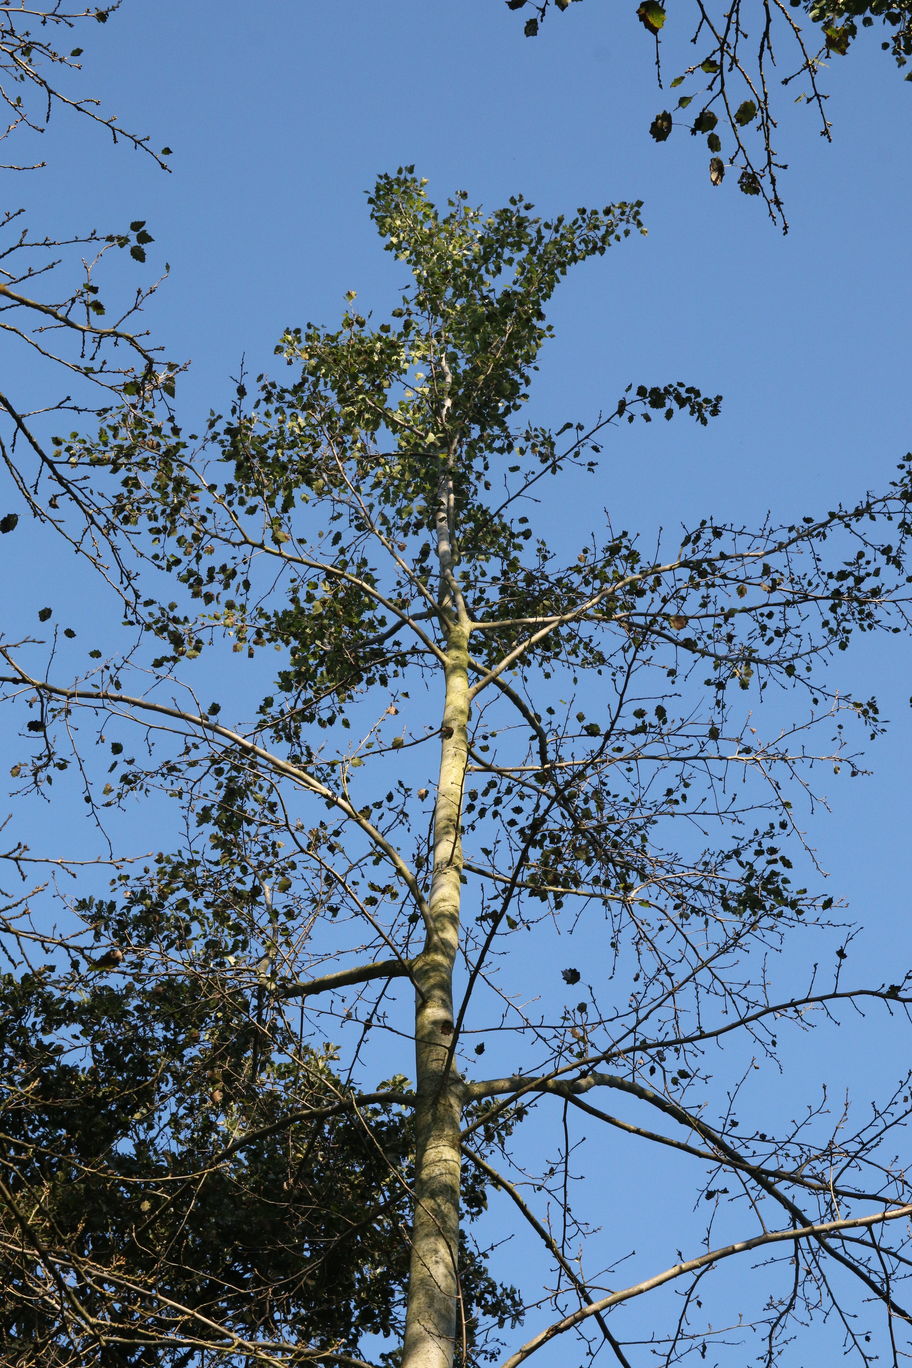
[402,619,470,1368]
[403,433,470,1368]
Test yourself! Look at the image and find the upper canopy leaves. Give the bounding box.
[363,169,645,456]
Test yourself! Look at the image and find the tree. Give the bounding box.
[506,0,912,228]
[0,2,175,543]
[2,169,912,1367]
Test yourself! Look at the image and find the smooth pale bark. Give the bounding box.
[401,614,470,1368]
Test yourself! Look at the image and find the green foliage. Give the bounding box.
[636,1,666,35]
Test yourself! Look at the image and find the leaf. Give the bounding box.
[669,614,689,630]
[650,111,673,142]
[637,1,666,35]
[562,967,581,984]
[524,16,539,35]
[692,110,718,135]
[38,607,52,622]
[130,245,146,262]
[506,0,526,8]
[709,157,725,185]
[824,23,853,54]
[0,513,18,533]
[734,100,758,126]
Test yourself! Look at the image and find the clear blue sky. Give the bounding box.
[3,2,911,1363]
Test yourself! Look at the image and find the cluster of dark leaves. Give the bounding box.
[0,961,519,1365]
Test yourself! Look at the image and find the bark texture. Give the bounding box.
[402,616,470,1368]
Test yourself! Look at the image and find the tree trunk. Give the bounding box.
[402,619,470,1368]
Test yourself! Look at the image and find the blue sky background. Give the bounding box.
[2,2,912,1363]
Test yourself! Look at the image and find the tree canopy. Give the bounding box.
[2,170,912,1367]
